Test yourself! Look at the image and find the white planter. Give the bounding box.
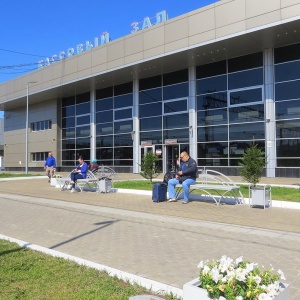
[183,278,289,300]
[50,178,58,187]
[250,186,271,208]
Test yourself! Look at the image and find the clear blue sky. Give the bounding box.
[0,0,217,116]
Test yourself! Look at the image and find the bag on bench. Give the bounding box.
[163,171,176,184]
[152,183,167,202]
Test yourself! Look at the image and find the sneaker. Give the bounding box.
[167,198,177,202]
[70,188,76,193]
[182,201,189,204]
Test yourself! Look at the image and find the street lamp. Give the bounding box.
[26,81,37,174]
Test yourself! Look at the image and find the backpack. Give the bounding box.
[163,171,176,184]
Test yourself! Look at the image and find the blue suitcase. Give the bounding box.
[152,183,167,202]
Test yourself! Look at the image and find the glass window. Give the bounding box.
[164,99,187,114]
[96,123,113,135]
[163,129,189,143]
[76,149,90,161]
[96,87,113,100]
[276,120,300,138]
[31,123,35,131]
[40,121,45,131]
[96,110,113,124]
[114,82,132,96]
[114,108,132,120]
[114,120,132,134]
[76,92,90,104]
[96,135,113,147]
[62,96,75,107]
[140,131,162,144]
[274,43,300,64]
[62,128,75,139]
[114,134,133,146]
[139,88,162,104]
[76,125,90,138]
[36,122,41,131]
[77,115,90,126]
[277,139,300,157]
[196,60,226,79]
[163,113,189,129]
[197,75,227,95]
[62,139,76,149]
[139,75,161,90]
[197,108,227,126]
[275,80,300,101]
[230,88,262,106]
[229,141,265,159]
[62,105,75,118]
[198,142,228,158]
[45,120,52,130]
[197,158,229,167]
[76,138,90,148]
[140,117,162,131]
[76,102,90,115]
[197,92,227,110]
[163,82,188,100]
[228,68,263,90]
[275,61,300,83]
[276,100,300,120]
[114,147,133,160]
[96,97,113,111]
[140,102,162,118]
[228,52,263,73]
[114,94,133,109]
[96,148,113,160]
[229,123,265,140]
[229,104,264,123]
[163,69,188,86]
[277,159,300,167]
[198,126,228,142]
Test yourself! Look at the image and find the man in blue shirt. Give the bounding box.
[44,151,56,183]
[167,151,197,204]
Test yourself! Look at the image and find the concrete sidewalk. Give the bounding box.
[0,175,299,299]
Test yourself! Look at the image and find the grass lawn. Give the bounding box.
[0,173,41,178]
[114,180,300,202]
[0,239,174,300]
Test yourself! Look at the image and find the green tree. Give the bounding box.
[139,151,161,183]
[239,144,266,187]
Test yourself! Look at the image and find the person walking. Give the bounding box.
[70,155,88,193]
[167,151,197,204]
[44,151,56,183]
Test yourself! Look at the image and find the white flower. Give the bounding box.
[219,256,233,273]
[253,275,262,284]
[235,268,247,282]
[210,266,222,283]
[236,296,243,300]
[235,256,243,265]
[258,293,272,300]
[202,265,210,275]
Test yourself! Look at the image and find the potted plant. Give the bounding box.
[183,255,289,300]
[239,144,271,208]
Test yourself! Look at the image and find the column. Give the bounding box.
[188,66,197,160]
[132,79,139,173]
[264,48,276,178]
[90,83,96,161]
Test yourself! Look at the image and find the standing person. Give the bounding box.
[88,159,99,172]
[44,151,56,183]
[70,155,88,193]
[167,151,197,204]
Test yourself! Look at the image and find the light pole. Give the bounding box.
[26,81,37,174]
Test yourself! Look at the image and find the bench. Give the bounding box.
[60,170,99,192]
[175,169,244,205]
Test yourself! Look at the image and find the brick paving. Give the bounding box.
[0,174,299,299]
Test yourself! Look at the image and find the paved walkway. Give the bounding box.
[0,174,299,299]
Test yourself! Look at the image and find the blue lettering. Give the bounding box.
[67,48,75,57]
[142,17,151,30]
[131,21,139,33]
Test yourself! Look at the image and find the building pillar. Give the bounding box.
[132,79,139,173]
[188,66,197,160]
[90,83,96,161]
[264,48,276,178]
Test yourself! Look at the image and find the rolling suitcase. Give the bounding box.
[152,183,167,202]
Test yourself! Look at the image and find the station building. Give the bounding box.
[1,0,300,177]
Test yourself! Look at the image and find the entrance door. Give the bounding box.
[165,145,180,172]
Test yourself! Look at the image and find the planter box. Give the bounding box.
[50,178,63,188]
[250,186,271,209]
[183,278,289,300]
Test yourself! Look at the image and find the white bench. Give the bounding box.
[60,170,99,192]
[175,169,244,205]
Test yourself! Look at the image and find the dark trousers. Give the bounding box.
[70,173,83,188]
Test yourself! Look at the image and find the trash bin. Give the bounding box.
[99,178,112,193]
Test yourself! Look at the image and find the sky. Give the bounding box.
[0,0,217,116]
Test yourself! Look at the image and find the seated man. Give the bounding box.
[167,151,197,204]
[88,159,99,172]
[70,155,88,193]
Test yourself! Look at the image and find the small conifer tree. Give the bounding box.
[139,151,161,183]
[239,144,266,187]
